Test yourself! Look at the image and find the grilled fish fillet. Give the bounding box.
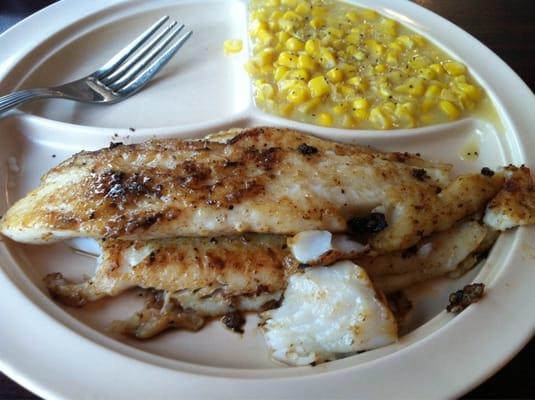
[0,127,504,253]
[46,221,495,337]
[356,221,497,293]
[484,165,535,230]
[46,234,288,307]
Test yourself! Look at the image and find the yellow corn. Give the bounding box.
[305,38,321,55]
[369,107,391,129]
[297,98,320,113]
[439,100,460,119]
[285,37,304,51]
[295,2,312,15]
[286,84,309,103]
[274,65,288,81]
[443,61,466,76]
[278,51,298,68]
[276,31,291,44]
[308,75,330,97]
[457,83,481,101]
[327,68,344,83]
[352,98,369,110]
[353,108,368,120]
[317,112,333,126]
[223,39,243,54]
[246,0,485,129]
[297,54,316,70]
[310,17,326,29]
[286,68,310,81]
[257,29,273,45]
[255,48,275,66]
[332,103,346,115]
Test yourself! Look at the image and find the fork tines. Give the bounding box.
[94,16,192,95]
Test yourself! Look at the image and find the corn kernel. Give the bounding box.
[244,61,259,75]
[276,31,291,44]
[310,17,326,29]
[421,97,435,112]
[396,35,414,49]
[286,84,309,103]
[340,85,356,97]
[347,76,368,91]
[369,107,391,129]
[345,32,361,45]
[352,98,369,110]
[255,48,275,66]
[365,39,384,56]
[281,0,297,5]
[409,55,430,69]
[361,9,379,20]
[317,112,333,126]
[274,66,288,81]
[443,61,467,76]
[457,83,481,101]
[439,100,460,119]
[353,108,368,120]
[440,88,457,102]
[298,54,316,70]
[327,68,344,83]
[311,6,327,17]
[353,50,366,61]
[375,64,387,73]
[332,104,346,115]
[223,39,243,54]
[345,11,359,22]
[381,19,397,36]
[278,51,298,68]
[295,2,312,15]
[425,85,441,98]
[297,98,320,113]
[269,11,283,31]
[259,83,276,99]
[257,29,273,45]
[419,68,436,80]
[260,65,274,75]
[249,19,268,36]
[285,37,304,51]
[287,68,310,81]
[386,51,398,65]
[305,39,321,55]
[429,63,444,75]
[308,75,331,97]
[279,103,294,116]
[318,47,336,68]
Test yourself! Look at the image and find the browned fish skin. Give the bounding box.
[46,234,289,305]
[1,127,504,252]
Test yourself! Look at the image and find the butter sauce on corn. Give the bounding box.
[246,0,488,129]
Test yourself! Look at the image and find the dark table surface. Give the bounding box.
[1,0,534,399]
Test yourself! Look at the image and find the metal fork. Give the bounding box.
[0,16,192,115]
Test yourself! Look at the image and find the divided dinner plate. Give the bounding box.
[0,0,533,398]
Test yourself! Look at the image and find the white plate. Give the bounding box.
[0,0,534,398]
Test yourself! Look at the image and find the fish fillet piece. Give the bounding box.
[357,221,497,293]
[484,166,535,230]
[0,127,503,253]
[46,234,288,307]
[262,261,397,366]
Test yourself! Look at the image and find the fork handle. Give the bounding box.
[0,88,65,115]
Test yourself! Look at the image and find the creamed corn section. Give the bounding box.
[246,0,485,129]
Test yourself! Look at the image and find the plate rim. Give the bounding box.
[0,0,534,399]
